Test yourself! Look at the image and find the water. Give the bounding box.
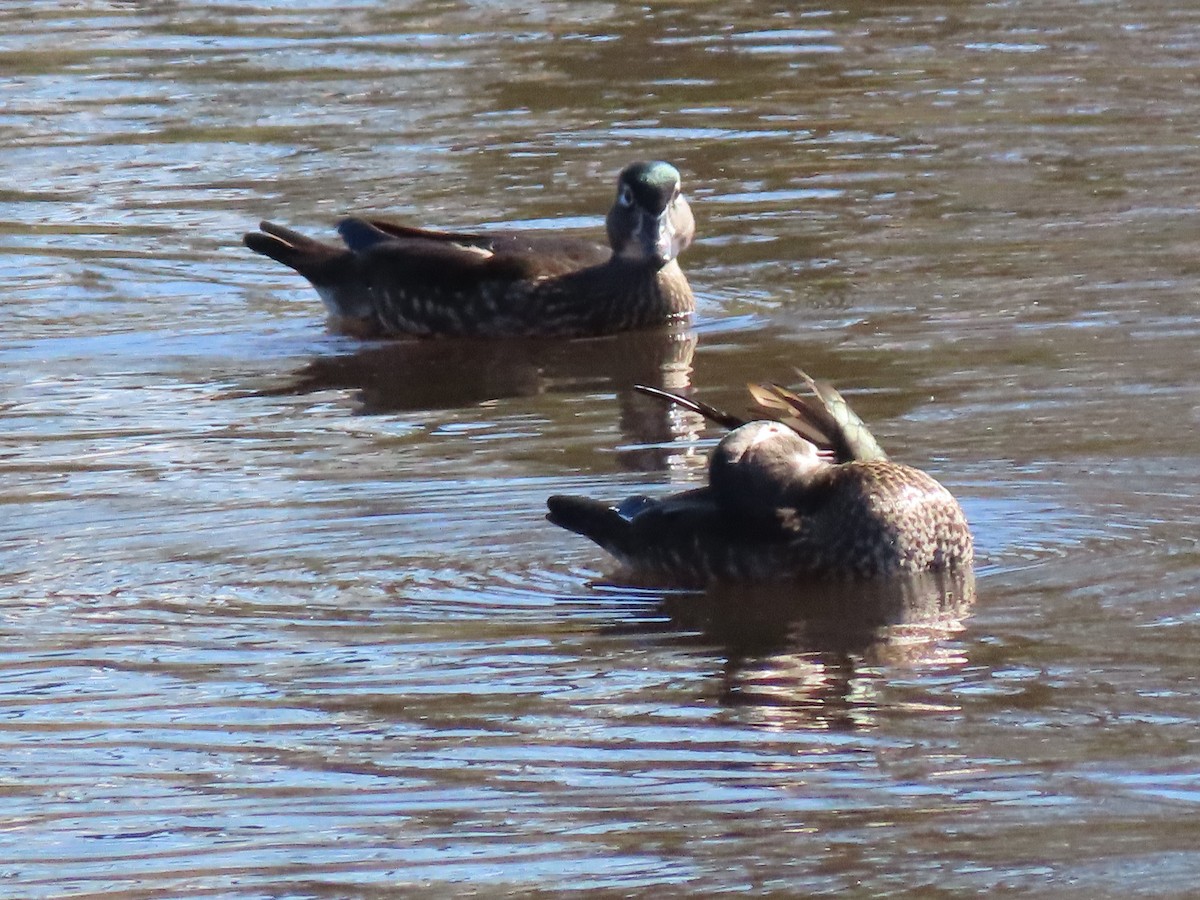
[2,1,1198,896]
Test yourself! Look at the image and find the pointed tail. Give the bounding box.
[546,495,632,558]
[243,221,344,282]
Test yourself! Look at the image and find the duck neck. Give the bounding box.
[605,257,694,321]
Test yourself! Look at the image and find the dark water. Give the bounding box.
[2,1,1198,896]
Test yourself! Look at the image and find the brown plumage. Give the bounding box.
[243,161,694,338]
[547,374,974,584]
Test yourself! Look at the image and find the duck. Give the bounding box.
[546,373,973,584]
[243,161,695,338]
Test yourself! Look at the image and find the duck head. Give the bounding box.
[606,161,695,267]
[709,421,830,519]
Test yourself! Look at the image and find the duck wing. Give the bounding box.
[633,378,886,464]
[632,384,747,431]
[356,218,611,277]
[747,373,887,463]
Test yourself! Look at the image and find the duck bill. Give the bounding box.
[648,204,690,266]
[651,212,676,265]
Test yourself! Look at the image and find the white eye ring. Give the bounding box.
[618,185,634,208]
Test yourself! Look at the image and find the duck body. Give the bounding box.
[549,457,970,584]
[547,376,973,585]
[243,161,695,338]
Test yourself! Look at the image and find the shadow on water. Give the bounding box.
[612,570,975,730]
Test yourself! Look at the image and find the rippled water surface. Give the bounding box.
[2,1,1198,896]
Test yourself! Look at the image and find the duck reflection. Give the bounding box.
[657,571,975,730]
[255,325,701,470]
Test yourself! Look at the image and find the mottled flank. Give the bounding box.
[243,161,695,338]
[547,374,974,584]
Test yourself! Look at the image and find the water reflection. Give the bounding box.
[659,571,975,730]
[250,324,702,469]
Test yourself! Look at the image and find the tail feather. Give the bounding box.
[243,220,344,282]
[546,495,631,557]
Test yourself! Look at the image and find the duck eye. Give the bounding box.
[618,184,634,208]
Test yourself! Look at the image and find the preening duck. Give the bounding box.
[547,374,973,584]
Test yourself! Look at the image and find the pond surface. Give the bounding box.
[2,1,1198,896]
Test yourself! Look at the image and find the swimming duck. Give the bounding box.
[546,374,973,583]
[243,161,695,338]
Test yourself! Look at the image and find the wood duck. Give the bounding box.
[547,374,974,584]
[243,161,695,338]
